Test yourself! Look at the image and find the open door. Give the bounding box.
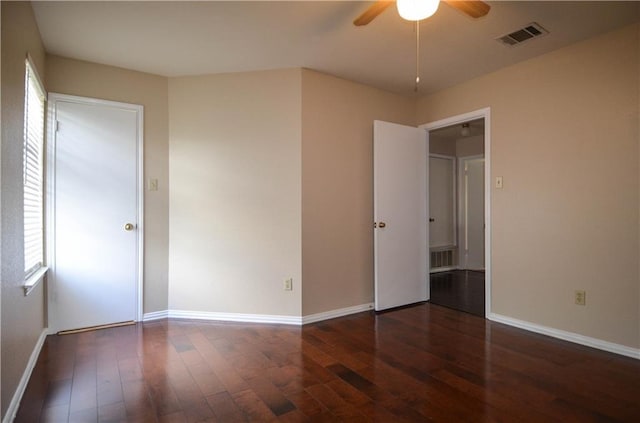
[374,120,429,311]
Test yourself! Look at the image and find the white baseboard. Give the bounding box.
[141,303,374,327]
[3,329,48,423]
[167,309,301,325]
[142,310,169,321]
[488,313,640,360]
[302,303,374,325]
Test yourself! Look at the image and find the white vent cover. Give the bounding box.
[431,248,456,270]
[497,22,548,46]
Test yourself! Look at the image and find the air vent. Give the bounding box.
[497,22,548,46]
[430,248,457,272]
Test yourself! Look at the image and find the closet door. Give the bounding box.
[49,94,142,332]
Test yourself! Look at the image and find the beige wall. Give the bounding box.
[418,23,640,348]
[1,2,47,417]
[168,69,302,316]
[301,69,416,315]
[46,55,170,314]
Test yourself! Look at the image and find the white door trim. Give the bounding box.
[457,155,484,271]
[420,107,491,317]
[46,93,144,333]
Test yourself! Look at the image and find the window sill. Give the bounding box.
[24,266,48,296]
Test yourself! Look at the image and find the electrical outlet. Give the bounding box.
[575,290,586,306]
[284,278,293,291]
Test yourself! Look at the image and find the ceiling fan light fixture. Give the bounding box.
[461,122,471,137]
[397,0,440,21]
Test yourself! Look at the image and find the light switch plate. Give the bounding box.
[149,178,158,191]
[284,278,293,291]
[495,176,503,189]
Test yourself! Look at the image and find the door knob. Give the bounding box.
[124,223,135,231]
[378,222,386,228]
[429,218,435,222]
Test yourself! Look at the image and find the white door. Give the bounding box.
[373,120,428,311]
[49,94,142,332]
[460,157,485,270]
[429,155,455,248]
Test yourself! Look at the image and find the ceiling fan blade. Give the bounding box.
[444,0,491,18]
[353,1,394,26]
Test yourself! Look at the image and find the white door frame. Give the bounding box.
[458,155,484,271]
[420,107,491,317]
[46,93,144,333]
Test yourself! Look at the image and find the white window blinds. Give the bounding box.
[23,58,46,278]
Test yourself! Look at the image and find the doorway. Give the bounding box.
[47,94,143,333]
[422,109,490,317]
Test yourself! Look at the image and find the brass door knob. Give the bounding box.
[378,222,386,228]
[124,223,135,231]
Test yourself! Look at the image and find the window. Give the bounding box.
[23,58,46,281]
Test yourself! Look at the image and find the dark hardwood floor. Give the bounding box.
[15,304,640,422]
[430,270,485,317]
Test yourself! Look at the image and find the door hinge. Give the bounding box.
[55,120,60,132]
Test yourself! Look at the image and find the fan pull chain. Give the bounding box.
[415,20,420,92]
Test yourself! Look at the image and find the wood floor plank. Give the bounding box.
[305,384,368,421]
[40,403,70,423]
[231,389,278,422]
[180,397,217,422]
[96,346,125,408]
[245,376,296,416]
[276,409,308,422]
[156,410,188,423]
[227,350,277,380]
[14,303,640,422]
[283,389,328,418]
[186,362,227,397]
[206,391,248,422]
[97,401,127,422]
[430,270,485,316]
[14,362,46,422]
[265,364,317,396]
[43,378,73,408]
[144,373,183,416]
[70,359,97,412]
[68,407,98,423]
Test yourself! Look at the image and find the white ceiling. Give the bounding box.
[32,1,640,96]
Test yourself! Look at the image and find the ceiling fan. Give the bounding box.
[353,1,491,91]
[353,0,490,26]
